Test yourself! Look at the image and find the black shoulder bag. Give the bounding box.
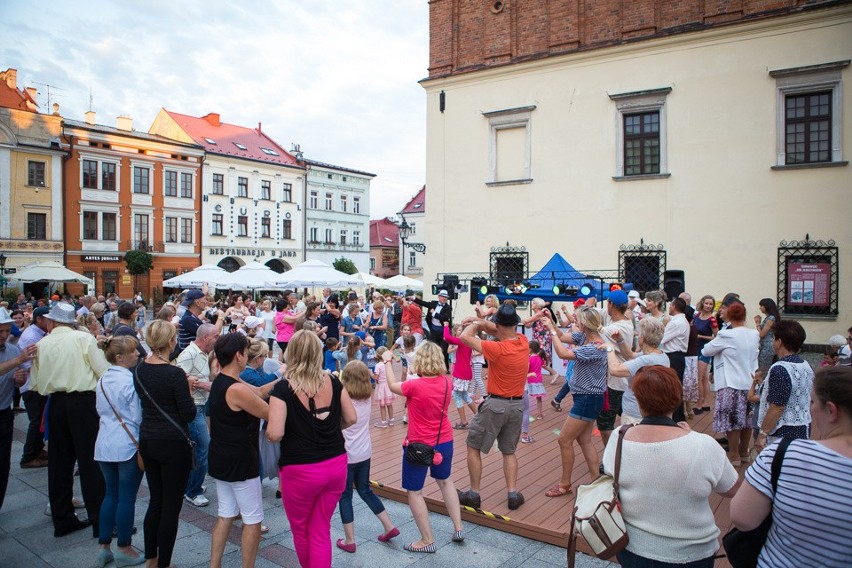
[722,437,793,568]
[134,365,197,469]
[404,377,449,466]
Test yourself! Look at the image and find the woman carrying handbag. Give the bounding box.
[94,336,146,567]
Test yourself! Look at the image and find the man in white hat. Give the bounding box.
[0,307,37,510]
[30,302,109,537]
[413,290,453,366]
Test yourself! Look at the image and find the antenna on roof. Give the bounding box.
[88,88,94,111]
[291,143,303,161]
[32,81,65,109]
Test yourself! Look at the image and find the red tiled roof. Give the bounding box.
[0,70,36,111]
[370,218,399,248]
[163,110,301,167]
[399,185,425,215]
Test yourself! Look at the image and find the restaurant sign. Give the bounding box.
[208,248,298,259]
[82,255,121,262]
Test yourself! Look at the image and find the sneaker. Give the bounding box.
[388,418,395,426]
[201,485,207,494]
[185,494,209,507]
[374,421,388,428]
[520,435,534,443]
[402,415,408,424]
[507,492,525,510]
[457,490,481,509]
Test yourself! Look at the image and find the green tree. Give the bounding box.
[125,249,154,292]
[333,256,358,275]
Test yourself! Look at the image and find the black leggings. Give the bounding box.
[140,439,192,567]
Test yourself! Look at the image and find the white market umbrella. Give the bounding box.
[355,272,387,287]
[382,274,424,291]
[266,259,362,288]
[162,264,233,289]
[11,261,94,285]
[226,261,288,290]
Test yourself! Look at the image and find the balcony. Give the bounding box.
[124,240,164,253]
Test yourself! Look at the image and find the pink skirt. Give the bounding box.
[374,382,396,406]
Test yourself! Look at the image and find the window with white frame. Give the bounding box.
[609,87,671,179]
[165,217,178,243]
[353,230,360,246]
[165,171,178,196]
[483,105,535,186]
[771,60,848,168]
[102,163,116,191]
[27,213,46,239]
[325,193,333,211]
[325,228,333,243]
[353,196,361,214]
[102,213,117,240]
[133,214,149,246]
[261,180,271,200]
[83,211,99,239]
[28,161,45,187]
[309,191,318,209]
[261,217,271,238]
[212,173,224,195]
[340,194,347,212]
[238,216,248,236]
[309,227,318,243]
[339,229,347,245]
[133,166,150,194]
[83,160,98,189]
[409,251,416,268]
[370,257,376,271]
[283,219,292,239]
[282,183,292,202]
[82,158,120,190]
[237,177,248,198]
[212,214,223,235]
[180,172,193,198]
[180,218,193,243]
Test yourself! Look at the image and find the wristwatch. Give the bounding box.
[605,346,614,352]
[550,331,558,337]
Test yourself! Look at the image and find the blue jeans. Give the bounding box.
[338,459,385,525]
[554,361,575,403]
[98,456,144,546]
[185,405,209,498]
[617,549,715,568]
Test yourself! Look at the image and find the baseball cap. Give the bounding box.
[627,290,640,299]
[244,316,263,330]
[573,298,587,309]
[32,306,50,319]
[181,290,205,307]
[608,290,629,306]
[437,290,449,298]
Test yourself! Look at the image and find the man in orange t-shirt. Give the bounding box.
[456,303,528,511]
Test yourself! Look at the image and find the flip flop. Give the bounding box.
[453,422,468,430]
[545,485,572,497]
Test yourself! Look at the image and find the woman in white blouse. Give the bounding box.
[602,366,740,568]
[94,335,145,567]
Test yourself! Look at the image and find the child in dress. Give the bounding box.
[372,347,396,427]
[527,340,546,419]
[400,334,418,424]
[336,360,399,553]
[444,322,476,429]
[324,337,339,376]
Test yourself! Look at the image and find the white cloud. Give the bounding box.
[0,0,428,218]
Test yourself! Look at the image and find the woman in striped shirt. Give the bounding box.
[543,307,608,497]
[730,366,852,568]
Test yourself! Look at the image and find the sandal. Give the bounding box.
[545,485,572,498]
[404,542,437,553]
[551,400,562,412]
[453,422,469,430]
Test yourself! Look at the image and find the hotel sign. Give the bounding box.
[208,248,299,259]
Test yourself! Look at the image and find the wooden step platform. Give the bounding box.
[368,364,735,566]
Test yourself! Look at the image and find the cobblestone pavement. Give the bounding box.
[1,411,613,568]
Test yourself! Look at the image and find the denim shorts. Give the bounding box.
[698,354,713,364]
[401,440,453,491]
[569,393,605,422]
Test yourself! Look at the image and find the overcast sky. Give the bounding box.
[0,0,428,219]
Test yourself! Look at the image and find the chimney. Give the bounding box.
[203,112,220,127]
[25,86,37,101]
[52,102,60,116]
[116,115,133,131]
[3,68,17,89]
[257,122,262,133]
[85,110,96,125]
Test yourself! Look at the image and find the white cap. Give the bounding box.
[627,290,641,299]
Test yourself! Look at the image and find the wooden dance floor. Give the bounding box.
[369,364,734,566]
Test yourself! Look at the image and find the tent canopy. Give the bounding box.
[355,272,387,287]
[162,265,233,289]
[382,274,423,291]
[11,262,94,285]
[266,259,362,288]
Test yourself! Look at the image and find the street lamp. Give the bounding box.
[397,216,425,276]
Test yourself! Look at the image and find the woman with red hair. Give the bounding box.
[602,366,740,567]
[701,302,760,466]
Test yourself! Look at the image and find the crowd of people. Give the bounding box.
[0,284,850,568]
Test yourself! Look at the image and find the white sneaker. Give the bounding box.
[402,415,408,424]
[185,494,209,507]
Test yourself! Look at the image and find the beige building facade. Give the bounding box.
[421,4,852,340]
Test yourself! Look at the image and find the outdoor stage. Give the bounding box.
[368,363,734,566]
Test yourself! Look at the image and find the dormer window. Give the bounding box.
[204,137,217,145]
[414,203,422,209]
[260,147,279,156]
[233,142,248,150]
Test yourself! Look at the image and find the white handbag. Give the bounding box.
[567,425,632,567]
